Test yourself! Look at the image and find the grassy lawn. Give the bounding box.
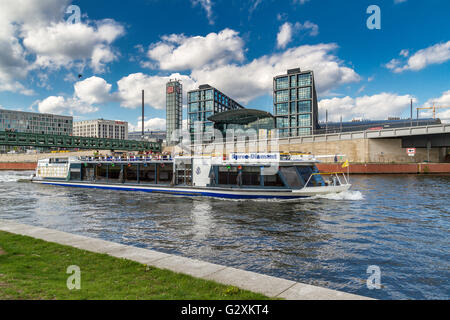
[0,231,269,300]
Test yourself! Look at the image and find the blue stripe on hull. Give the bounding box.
[37,181,307,200]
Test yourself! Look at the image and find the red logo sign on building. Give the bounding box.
[167,86,174,94]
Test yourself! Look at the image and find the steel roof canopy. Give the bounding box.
[207,109,274,125]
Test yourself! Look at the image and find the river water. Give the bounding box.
[0,170,448,299]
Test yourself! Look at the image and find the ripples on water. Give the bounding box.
[0,170,448,299]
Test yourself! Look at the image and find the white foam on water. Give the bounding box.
[312,190,364,201]
[0,171,34,183]
[209,190,364,202]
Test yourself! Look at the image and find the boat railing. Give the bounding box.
[304,172,349,188]
[78,155,173,162]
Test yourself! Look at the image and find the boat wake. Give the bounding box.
[311,190,364,201]
[0,171,34,183]
[208,190,364,202]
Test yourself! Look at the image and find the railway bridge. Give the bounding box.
[0,131,161,152]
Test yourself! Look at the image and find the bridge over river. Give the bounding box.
[0,131,161,152]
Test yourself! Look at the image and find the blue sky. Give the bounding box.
[0,0,449,130]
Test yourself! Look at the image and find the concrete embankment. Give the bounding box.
[0,220,372,300]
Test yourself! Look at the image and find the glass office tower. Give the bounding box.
[273,68,318,137]
[187,84,244,141]
[0,109,73,135]
[166,80,183,145]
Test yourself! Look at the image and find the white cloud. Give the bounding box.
[399,49,409,57]
[38,76,113,116]
[277,21,319,49]
[0,0,124,94]
[23,19,124,72]
[129,117,167,132]
[116,72,197,109]
[74,76,112,105]
[319,93,415,121]
[300,21,319,37]
[277,23,294,49]
[146,29,245,71]
[191,0,214,25]
[38,95,98,115]
[190,43,360,104]
[387,41,450,73]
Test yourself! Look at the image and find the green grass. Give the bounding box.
[0,231,270,300]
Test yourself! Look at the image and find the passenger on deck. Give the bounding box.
[209,169,216,186]
[236,168,242,188]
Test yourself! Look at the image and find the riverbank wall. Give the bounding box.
[0,220,371,300]
[1,149,450,173]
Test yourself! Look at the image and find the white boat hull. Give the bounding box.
[32,179,351,200]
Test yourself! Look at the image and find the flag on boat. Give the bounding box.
[342,160,349,168]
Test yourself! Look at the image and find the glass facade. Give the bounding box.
[187,85,244,141]
[166,80,183,145]
[273,69,318,137]
[0,109,73,135]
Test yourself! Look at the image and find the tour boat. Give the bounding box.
[31,153,351,200]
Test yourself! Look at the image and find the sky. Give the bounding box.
[0,0,449,132]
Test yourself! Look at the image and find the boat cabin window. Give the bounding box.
[158,163,173,183]
[139,164,156,183]
[218,166,238,185]
[124,165,138,183]
[107,164,123,182]
[241,166,261,186]
[82,163,96,181]
[217,165,284,187]
[95,164,108,181]
[279,166,304,189]
[263,172,284,187]
[69,164,81,181]
[297,165,325,187]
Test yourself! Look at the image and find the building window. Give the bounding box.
[276,77,289,90]
[275,103,289,115]
[290,75,297,87]
[298,114,311,126]
[188,92,199,102]
[276,117,289,128]
[298,87,311,99]
[298,101,311,113]
[298,73,311,86]
[205,100,213,111]
[298,127,311,136]
[189,102,199,112]
[290,89,297,100]
[276,90,289,103]
[205,89,213,100]
[290,102,296,114]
